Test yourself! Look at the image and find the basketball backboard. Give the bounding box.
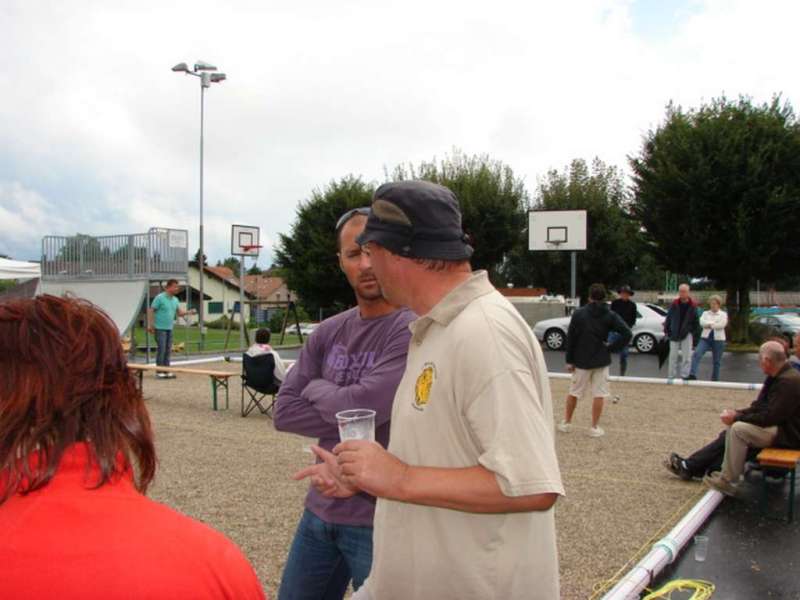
[231,224,260,256]
[528,210,587,251]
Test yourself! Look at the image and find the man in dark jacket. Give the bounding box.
[703,341,800,496]
[664,283,700,380]
[610,285,637,376]
[558,283,632,437]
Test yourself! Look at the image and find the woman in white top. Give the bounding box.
[688,295,728,381]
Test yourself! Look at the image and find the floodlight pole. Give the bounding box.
[199,80,206,351]
[172,61,226,352]
[239,255,245,350]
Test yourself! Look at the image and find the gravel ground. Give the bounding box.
[143,362,755,599]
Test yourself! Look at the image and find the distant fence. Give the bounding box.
[41,228,189,282]
[634,290,800,307]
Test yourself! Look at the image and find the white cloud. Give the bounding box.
[1,0,798,263]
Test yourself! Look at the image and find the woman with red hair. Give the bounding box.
[0,295,266,599]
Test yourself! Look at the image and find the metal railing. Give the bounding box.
[41,228,189,281]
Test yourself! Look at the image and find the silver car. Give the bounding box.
[751,313,800,346]
[532,302,667,354]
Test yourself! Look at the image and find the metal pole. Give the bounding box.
[198,82,206,351]
[239,255,245,350]
[570,251,576,301]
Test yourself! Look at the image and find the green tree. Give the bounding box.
[500,158,643,299]
[630,95,800,341]
[274,176,375,313]
[390,149,528,281]
[246,264,263,275]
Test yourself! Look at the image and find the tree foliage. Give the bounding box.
[501,158,643,298]
[218,257,241,278]
[390,150,528,281]
[274,176,375,313]
[630,95,800,340]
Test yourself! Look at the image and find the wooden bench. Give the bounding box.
[127,364,234,411]
[756,448,800,522]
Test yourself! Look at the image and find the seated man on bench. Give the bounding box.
[666,338,794,480]
[700,341,800,496]
[245,328,287,387]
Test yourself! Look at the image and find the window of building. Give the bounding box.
[208,301,224,314]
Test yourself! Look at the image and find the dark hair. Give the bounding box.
[255,328,271,344]
[0,295,156,505]
[589,283,606,302]
[336,208,370,251]
[166,279,179,287]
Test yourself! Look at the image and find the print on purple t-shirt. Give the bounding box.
[273,306,414,527]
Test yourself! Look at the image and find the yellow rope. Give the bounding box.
[588,488,708,599]
[642,579,715,599]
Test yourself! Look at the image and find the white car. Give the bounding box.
[532,302,667,354]
[284,322,318,336]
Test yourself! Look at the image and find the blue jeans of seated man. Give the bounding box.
[278,509,373,600]
[690,336,725,381]
[607,331,630,376]
[155,328,173,367]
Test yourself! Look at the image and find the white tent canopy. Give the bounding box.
[0,258,41,280]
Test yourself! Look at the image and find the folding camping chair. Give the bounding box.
[241,353,280,417]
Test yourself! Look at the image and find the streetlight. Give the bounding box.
[172,60,226,351]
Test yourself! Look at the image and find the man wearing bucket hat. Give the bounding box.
[295,181,564,600]
[610,285,638,376]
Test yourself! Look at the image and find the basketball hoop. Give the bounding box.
[240,244,263,255]
[545,241,564,250]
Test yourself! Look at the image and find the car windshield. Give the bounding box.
[645,304,668,316]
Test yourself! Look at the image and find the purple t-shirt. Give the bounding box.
[273,306,414,527]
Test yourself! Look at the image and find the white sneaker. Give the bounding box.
[588,426,605,438]
[156,372,168,379]
[557,421,572,433]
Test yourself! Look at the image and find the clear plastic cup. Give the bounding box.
[694,535,708,562]
[336,409,376,442]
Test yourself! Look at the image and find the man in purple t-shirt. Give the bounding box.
[273,207,414,600]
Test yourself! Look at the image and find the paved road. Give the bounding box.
[271,346,765,384]
[542,348,765,384]
[176,345,764,385]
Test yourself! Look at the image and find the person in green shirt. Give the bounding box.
[147,279,194,378]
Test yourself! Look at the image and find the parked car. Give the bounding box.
[284,322,318,336]
[750,313,800,346]
[532,303,667,353]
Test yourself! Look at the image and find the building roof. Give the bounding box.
[188,263,255,298]
[244,274,288,299]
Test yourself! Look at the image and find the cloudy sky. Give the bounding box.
[1,0,798,267]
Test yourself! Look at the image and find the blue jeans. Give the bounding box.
[278,509,373,600]
[607,332,630,376]
[155,328,173,366]
[690,336,725,381]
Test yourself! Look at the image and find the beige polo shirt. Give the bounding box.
[365,271,564,600]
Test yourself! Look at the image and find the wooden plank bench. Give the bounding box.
[756,448,800,523]
[127,364,234,411]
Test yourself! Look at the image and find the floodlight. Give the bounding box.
[171,62,190,73]
[210,73,227,83]
[194,61,217,72]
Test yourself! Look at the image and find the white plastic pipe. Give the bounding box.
[548,372,762,391]
[602,490,724,600]
[165,356,229,366]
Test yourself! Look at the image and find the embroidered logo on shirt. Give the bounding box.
[413,363,436,411]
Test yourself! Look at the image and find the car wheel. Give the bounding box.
[544,328,565,351]
[634,333,656,354]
